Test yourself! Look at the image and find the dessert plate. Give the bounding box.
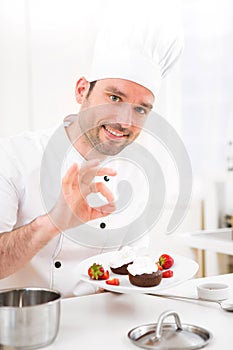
[78,251,199,294]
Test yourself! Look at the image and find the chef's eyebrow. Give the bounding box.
[105,86,153,110]
[140,102,153,110]
[105,86,127,98]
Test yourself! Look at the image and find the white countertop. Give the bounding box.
[173,228,233,256]
[44,273,233,350]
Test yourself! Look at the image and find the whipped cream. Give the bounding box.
[110,246,136,268]
[127,256,158,276]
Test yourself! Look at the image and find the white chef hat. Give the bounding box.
[86,0,184,97]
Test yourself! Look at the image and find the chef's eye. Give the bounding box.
[110,95,120,102]
[135,106,147,115]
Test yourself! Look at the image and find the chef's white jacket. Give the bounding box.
[0,115,150,297]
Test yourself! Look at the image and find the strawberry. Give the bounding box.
[158,254,174,270]
[88,263,105,280]
[99,270,110,280]
[106,278,120,286]
[162,270,173,278]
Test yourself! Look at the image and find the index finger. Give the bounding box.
[79,166,117,186]
[96,167,117,177]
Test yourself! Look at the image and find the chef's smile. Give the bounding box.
[101,124,129,141]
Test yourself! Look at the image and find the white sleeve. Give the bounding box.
[0,144,20,233]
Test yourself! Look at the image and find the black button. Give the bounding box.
[100,222,106,229]
[104,175,110,182]
[54,261,62,268]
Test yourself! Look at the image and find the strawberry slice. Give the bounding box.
[162,270,173,278]
[106,278,120,286]
[88,263,105,280]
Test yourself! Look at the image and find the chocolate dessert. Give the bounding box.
[110,261,133,275]
[127,256,162,287]
[109,246,136,275]
[128,270,162,287]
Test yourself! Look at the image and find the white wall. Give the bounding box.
[181,0,233,177]
[0,0,183,136]
[180,0,233,229]
[0,0,108,135]
[0,0,30,134]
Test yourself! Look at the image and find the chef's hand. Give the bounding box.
[49,159,116,231]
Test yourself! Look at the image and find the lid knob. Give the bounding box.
[151,310,183,342]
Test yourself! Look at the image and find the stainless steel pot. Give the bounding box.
[0,288,61,350]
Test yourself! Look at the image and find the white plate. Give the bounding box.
[78,251,199,294]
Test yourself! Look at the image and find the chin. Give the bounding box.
[96,143,131,156]
[97,148,123,156]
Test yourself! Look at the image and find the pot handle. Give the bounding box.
[152,310,183,342]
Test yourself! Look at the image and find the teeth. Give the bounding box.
[105,126,124,137]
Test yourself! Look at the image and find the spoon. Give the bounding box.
[146,293,233,312]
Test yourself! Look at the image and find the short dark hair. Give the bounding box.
[86,81,97,99]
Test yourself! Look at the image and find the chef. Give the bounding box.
[0,1,183,297]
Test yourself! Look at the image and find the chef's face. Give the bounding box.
[75,77,154,156]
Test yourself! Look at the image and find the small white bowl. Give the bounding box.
[197,282,230,301]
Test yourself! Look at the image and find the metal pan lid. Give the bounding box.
[128,310,213,350]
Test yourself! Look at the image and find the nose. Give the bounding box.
[117,103,133,128]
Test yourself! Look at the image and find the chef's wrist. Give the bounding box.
[32,214,60,239]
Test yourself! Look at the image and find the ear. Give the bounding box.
[75,77,90,104]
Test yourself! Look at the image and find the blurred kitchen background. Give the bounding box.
[0,0,233,276]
